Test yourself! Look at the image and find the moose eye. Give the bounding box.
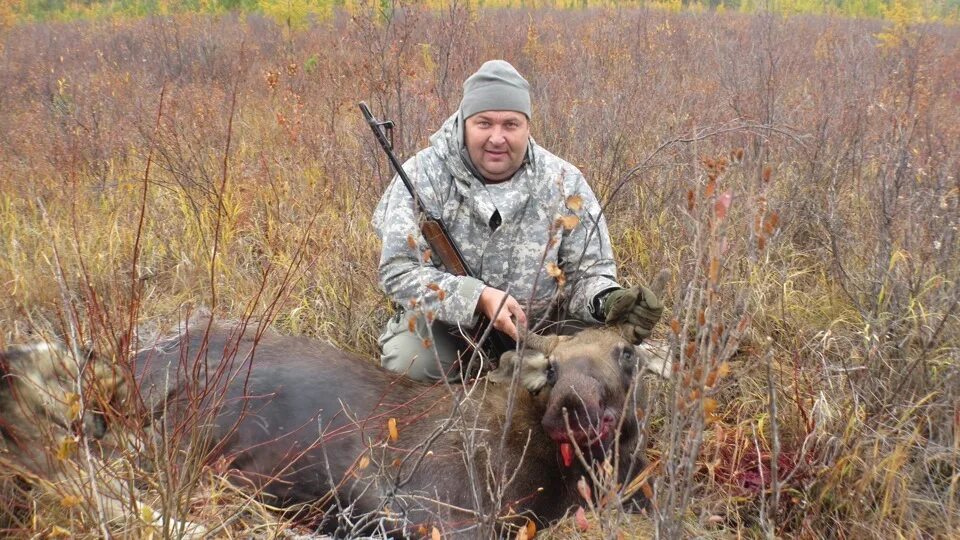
[545,361,558,386]
[616,345,637,374]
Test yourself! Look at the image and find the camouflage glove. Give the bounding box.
[602,285,664,344]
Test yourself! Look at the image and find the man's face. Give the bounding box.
[464,111,530,182]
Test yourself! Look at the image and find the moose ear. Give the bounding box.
[636,341,672,379]
[489,350,550,392]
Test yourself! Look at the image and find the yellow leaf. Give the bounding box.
[60,495,82,508]
[565,195,583,211]
[546,262,566,286]
[388,418,399,442]
[358,455,370,470]
[432,526,442,540]
[717,362,731,377]
[65,392,81,421]
[140,503,156,523]
[49,526,72,538]
[703,398,718,415]
[56,437,77,461]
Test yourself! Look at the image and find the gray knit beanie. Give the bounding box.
[459,60,531,119]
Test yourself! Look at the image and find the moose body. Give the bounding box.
[130,317,664,535]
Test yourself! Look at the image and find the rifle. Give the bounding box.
[359,102,511,355]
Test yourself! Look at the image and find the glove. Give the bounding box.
[602,285,664,344]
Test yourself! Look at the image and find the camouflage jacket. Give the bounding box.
[372,112,620,329]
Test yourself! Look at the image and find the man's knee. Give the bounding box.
[378,312,464,382]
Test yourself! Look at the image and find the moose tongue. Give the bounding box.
[560,442,574,467]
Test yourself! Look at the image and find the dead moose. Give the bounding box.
[123,316,669,536]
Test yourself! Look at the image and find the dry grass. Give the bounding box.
[0,3,957,538]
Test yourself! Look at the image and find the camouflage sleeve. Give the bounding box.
[559,174,621,322]
[372,158,486,328]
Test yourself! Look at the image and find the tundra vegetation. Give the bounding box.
[0,1,958,538]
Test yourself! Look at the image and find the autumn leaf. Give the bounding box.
[557,214,579,230]
[49,526,73,538]
[764,212,780,234]
[546,262,566,286]
[703,398,718,415]
[717,362,731,377]
[640,480,654,502]
[65,391,81,420]
[706,368,719,388]
[422,248,433,262]
[141,503,156,523]
[670,318,681,335]
[406,234,417,249]
[432,527,442,540]
[407,316,417,333]
[574,506,590,531]
[576,476,592,503]
[56,437,77,461]
[525,519,536,539]
[358,455,370,470]
[715,192,732,220]
[708,257,720,284]
[565,194,583,211]
[388,418,399,441]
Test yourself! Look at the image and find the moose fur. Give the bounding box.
[2,316,669,537]
[127,316,668,536]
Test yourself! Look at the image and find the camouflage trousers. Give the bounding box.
[379,309,598,383]
[379,310,501,382]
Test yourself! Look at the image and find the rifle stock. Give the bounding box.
[420,220,470,276]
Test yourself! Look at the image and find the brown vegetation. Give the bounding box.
[0,3,957,538]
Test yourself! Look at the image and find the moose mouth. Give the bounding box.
[550,409,618,467]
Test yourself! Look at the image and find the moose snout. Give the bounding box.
[543,382,614,446]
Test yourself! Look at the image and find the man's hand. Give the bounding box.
[603,285,663,344]
[477,287,527,341]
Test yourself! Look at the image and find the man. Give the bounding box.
[372,60,662,382]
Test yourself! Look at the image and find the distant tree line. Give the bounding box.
[1,0,957,29]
